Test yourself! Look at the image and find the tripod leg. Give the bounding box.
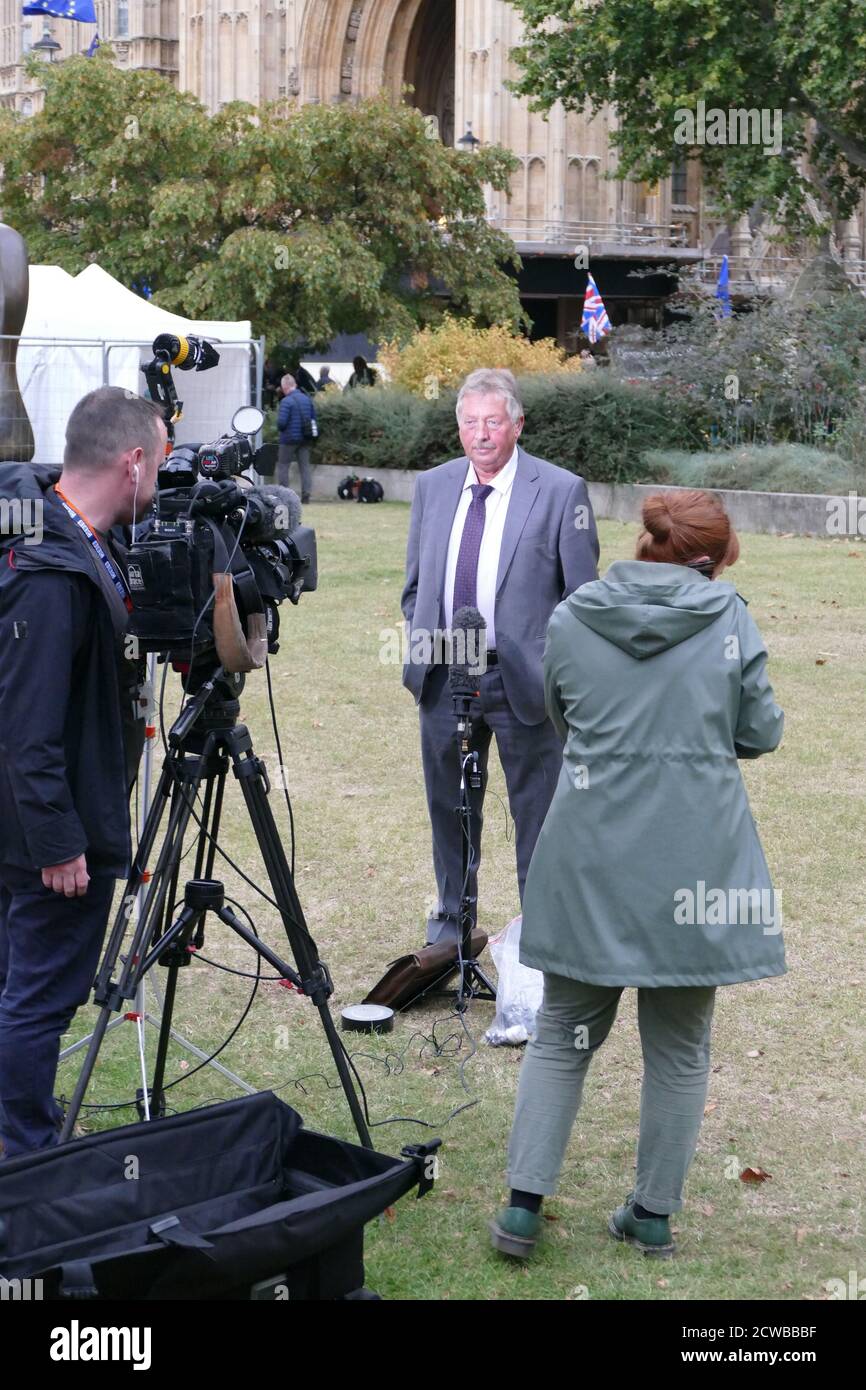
[226,726,372,1149]
[59,741,215,1141]
[143,754,230,1115]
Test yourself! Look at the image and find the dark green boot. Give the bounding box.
[609,1194,675,1259]
[489,1205,542,1259]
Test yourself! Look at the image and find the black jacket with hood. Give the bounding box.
[0,462,135,877]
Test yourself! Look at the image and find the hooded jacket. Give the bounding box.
[519,560,786,987]
[0,463,133,877]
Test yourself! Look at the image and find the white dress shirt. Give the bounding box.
[443,447,518,646]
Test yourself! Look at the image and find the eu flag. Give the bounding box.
[23,2,98,22]
[715,254,732,318]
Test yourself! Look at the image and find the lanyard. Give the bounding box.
[54,488,133,613]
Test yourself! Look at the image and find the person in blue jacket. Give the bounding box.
[277,373,317,503]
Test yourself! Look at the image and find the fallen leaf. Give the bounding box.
[746,1048,764,1058]
[699,1202,715,1217]
[384,1206,396,1221]
[704,1100,719,1115]
[815,658,826,666]
[740,1166,772,1183]
[795,1227,808,1245]
[656,1277,669,1288]
[542,1212,560,1222]
[712,1064,723,1073]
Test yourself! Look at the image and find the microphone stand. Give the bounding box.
[449,675,497,1012]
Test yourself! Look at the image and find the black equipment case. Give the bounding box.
[0,1092,437,1300]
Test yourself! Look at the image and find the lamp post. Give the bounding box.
[456,123,481,153]
[32,24,61,62]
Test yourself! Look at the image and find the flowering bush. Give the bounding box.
[378,316,582,396]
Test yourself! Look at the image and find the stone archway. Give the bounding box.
[298,0,456,145]
[402,0,455,146]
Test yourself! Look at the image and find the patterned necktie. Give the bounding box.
[452,483,493,614]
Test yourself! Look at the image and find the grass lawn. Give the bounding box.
[63,503,865,1301]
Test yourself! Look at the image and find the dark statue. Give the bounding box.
[0,222,35,463]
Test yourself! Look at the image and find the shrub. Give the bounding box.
[651,294,866,450]
[314,371,709,481]
[378,315,582,395]
[641,445,866,494]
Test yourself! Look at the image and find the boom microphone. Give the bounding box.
[450,605,487,697]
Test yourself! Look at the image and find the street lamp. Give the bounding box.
[32,25,61,62]
[457,123,481,152]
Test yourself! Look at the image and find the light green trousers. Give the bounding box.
[506,974,716,1215]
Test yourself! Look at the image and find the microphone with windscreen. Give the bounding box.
[449,605,488,698]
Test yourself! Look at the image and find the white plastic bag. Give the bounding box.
[484,915,544,1046]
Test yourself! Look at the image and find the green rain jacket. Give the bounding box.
[520,560,786,988]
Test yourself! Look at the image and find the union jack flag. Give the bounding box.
[581,273,611,344]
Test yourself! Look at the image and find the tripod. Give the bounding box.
[59,664,372,1148]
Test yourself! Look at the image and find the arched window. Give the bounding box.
[671,156,689,205]
[117,1,129,38]
[566,160,582,223]
[528,158,546,224]
[22,23,32,54]
[584,161,600,222]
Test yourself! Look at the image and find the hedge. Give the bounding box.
[640,445,866,495]
[309,373,710,483]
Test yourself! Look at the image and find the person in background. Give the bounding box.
[286,360,318,397]
[263,358,283,409]
[346,355,377,389]
[491,489,785,1261]
[317,366,340,393]
[277,373,317,504]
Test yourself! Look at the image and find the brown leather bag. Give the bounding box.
[363,930,489,1011]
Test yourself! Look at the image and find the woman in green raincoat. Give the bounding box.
[491,490,785,1260]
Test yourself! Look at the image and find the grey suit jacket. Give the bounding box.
[401,446,600,725]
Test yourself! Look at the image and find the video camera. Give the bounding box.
[122,339,317,680]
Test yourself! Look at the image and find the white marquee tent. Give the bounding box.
[18,264,260,465]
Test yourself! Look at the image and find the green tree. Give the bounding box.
[508,0,866,229]
[0,50,522,345]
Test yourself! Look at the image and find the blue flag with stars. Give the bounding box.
[715,254,732,318]
[23,2,98,23]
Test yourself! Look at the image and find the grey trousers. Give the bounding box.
[419,662,562,945]
[507,974,717,1214]
[277,442,312,498]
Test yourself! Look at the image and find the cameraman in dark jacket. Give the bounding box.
[277,373,317,503]
[0,387,166,1157]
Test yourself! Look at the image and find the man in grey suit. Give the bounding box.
[402,368,599,945]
